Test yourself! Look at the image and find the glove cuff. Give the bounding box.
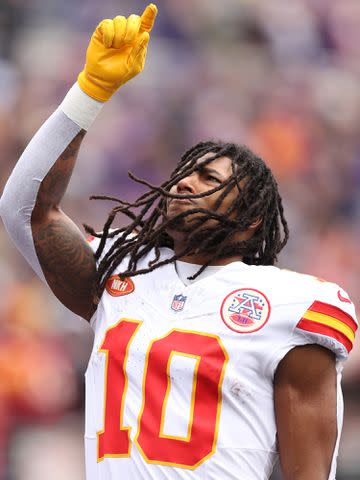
[78,71,116,103]
[59,82,105,130]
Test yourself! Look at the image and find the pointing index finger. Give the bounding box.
[140,3,158,33]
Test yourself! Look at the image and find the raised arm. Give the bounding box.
[274,344,337,480]
[0,4,158,321]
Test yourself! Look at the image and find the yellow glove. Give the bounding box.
[78,3,157,102]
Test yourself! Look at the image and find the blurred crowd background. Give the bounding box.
[0,0,359,478]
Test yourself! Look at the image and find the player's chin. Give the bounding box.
[166,199,196,220]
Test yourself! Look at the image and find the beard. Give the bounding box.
[166,207,215,233]
[165,208,234,255]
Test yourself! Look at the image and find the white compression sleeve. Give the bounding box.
[0,109,81,281]
[0,83,104,281]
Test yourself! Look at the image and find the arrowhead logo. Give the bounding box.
[337,290,351,304]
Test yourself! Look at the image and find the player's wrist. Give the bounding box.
[77,71,117,103]
[59,82,105,130]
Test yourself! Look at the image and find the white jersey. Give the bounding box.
[85,239,357,480]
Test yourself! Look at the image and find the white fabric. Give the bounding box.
[0,109,82,281]
[60,82,104,130]
[85,238,357,479]
[175,260,222,285]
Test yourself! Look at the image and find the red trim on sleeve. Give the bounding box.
[308,301,357,333]
[297,318,353,353]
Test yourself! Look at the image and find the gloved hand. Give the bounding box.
[78,3,157,102]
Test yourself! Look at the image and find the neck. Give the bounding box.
[174,244,243,266]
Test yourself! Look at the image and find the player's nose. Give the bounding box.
[175,174,196,195]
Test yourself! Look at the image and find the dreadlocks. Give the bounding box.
[84,141,289,303]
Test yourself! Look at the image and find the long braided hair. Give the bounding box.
[84,141,289,303]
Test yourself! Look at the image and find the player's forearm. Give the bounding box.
[31,129,86,222]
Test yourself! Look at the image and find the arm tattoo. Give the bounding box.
[34,218,97,313]
[32,130,97,319]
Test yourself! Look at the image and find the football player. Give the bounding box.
[0,4,357,480]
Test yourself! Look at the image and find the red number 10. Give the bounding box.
[97,319,228,469]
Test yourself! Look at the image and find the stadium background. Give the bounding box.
[0,0,359,478]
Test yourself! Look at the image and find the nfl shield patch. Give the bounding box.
[171,294,187,312]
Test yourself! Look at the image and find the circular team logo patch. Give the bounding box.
[220,288,271,334]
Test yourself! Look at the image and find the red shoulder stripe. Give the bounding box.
[297,318,353,353]
[308,301,357,333]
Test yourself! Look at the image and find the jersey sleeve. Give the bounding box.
[86,234,101,256]
[294,282,357,360]
[265,280,358,379]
